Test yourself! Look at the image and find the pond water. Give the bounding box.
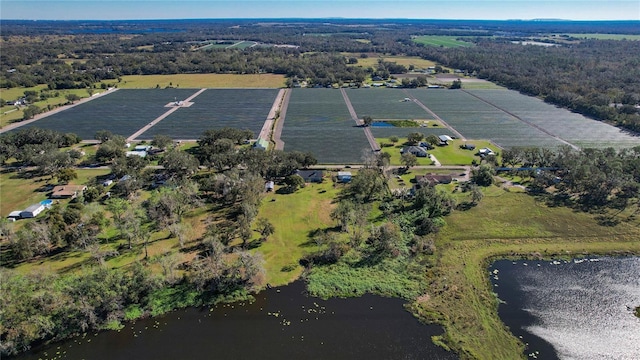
[490,257,640,360]
[16,281,457,360]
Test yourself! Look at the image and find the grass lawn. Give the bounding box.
[1,88,93,128]
[345,54,437,69]
[565,33,640,40]
[412,35,474,47]
[0,168,110,217]
[413,187,640,359]
[253,179,339,286]
[430,139,499,165]
[106,74,286,89]
[377,137,499,166]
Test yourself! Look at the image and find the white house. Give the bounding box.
[20,203,45,218]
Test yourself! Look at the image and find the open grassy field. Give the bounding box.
[412,35,474,47]
[1,88,93,128]
[282,89,370,164]
[0,168,110,217]
[415,186,640,359]
[565,33,640,40]
[430,139,499,165]
[139,89,279,140]
[108,74,286,89]
[345,55,437,69]
[254,180,339,285]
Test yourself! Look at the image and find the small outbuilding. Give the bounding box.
[438,135,453,145]
[8,210,22,220]
[20,203,45,218]
[337,171,352,183]
[265,181,275,192]
[254,138,269,151]
[461,143,476,151]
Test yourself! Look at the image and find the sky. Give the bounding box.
[1,0,639,21]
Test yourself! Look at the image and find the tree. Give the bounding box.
[56,168,77,184]
[407,132,424,145]
[105,198,131,240]
[151,134,173,150]
[367,222,403,258]
[362,115,373,127]
[425,134,439,146]
[255,217,274,241]
[450,79,462,89]
[94,130,114,143]
[389,135,399,145]
[160,149,199,180]
[471,164,495,186]
[65,93,80,103]
[469,184,484,205]
[282,174,305,193]
[401,152,418,169]
[22,105,41,120]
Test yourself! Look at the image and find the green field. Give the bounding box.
[345,55,438,69]
[104,74,286,89]
[565,33,640,40]
[412,35,474,47]
[255,180,340,285]
[0,168,110,217]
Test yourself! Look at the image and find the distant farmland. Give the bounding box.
[412,35,473,47]
[139,89,279,140]
[281,89,370,164]
[17,89,196,140]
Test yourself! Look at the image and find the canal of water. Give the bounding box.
[16,281,457,360]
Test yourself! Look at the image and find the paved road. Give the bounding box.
[0,88,119,134]
[340,88,381,151]
[258,89,287,144]
[273,89,291,150]
[126,88,207,142]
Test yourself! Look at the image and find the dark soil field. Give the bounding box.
[138,89,279,140]
[17,89,196,140]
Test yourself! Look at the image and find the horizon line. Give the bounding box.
[3,17,640,22]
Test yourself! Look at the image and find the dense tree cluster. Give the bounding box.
[503,146,640,209]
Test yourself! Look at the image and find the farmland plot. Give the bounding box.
[408,89,564,148]
[140,89,279,140]
[281,89,370,164]
[345,88,431,120]
[465,89,640,149]
[18,89,196,140]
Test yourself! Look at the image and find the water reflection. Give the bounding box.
[491,257,640,360]
[16,281,457,360]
